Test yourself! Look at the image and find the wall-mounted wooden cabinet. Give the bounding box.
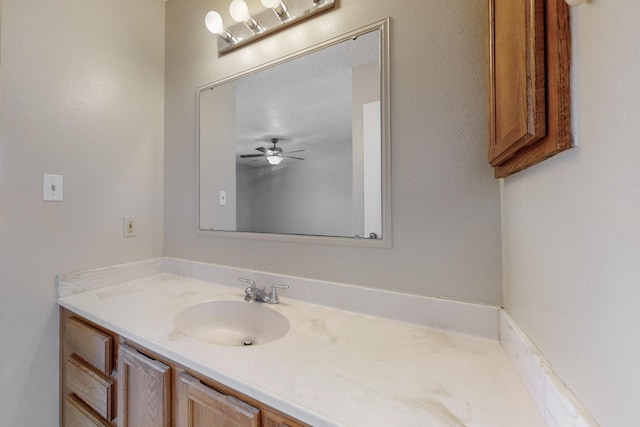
[60,308,308,427]
[488,0,572,178]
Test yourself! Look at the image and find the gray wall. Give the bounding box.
[237,154,353,236]
[165,0,502,305]
[0,0,165,423]
[502,2,640,425]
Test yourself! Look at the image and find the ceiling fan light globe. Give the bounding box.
[267,155,283,165]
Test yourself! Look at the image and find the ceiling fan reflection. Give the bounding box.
[239,138,305,165]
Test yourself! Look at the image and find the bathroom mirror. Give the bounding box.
[197,19,390,246]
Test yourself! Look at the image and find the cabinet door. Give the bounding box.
[118,343,171,427]
[488,0,571,177]
[488,0,546,166]
[177,373,260,427]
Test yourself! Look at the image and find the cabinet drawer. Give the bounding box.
[64,394,113,427]
[67,354,115,421]
[66,316,113,374]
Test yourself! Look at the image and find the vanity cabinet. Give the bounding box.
[487,0,571,177]
[60,308,308,427]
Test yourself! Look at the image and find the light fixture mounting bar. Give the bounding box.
[217,0,335,54]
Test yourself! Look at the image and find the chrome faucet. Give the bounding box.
[239,278,289,304]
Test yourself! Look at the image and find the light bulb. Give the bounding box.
[229,0,250,22]
[205,11,225,35]
[261,0,282,8]
[261,0,289,20]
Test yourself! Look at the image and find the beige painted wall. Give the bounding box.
[0,0,165,423]
[165,0,502,304]
[502,1,640,425]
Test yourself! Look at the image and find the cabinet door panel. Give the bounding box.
[492,0,571,177]
[488,0,546,166]
[178,373,260,427]
[118,343,171,427]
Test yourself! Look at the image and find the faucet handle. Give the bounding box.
[239,277,257,288]
[267,283,289,303]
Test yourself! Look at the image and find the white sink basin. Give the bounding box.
[173,300,290,346]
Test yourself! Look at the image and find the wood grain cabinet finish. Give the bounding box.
[64,394,114,427]
[488,0,571,178]
[117,343,171,427]
[66,354,115,420]
[61,311,118,426]
[177,373,260,427]
[66,316,113,375]
[488,0,546,167]
[262,411,305,427]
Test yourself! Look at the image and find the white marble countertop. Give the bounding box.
[58,273,544,427]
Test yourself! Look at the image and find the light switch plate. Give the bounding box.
[123,216,136,237]
[43,174,63,201]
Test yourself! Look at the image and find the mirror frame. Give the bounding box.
[195,18,391,248]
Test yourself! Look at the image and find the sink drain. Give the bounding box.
[242,338,255,346]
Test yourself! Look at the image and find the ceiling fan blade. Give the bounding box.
[281,149,305,154]
[255,147,267,153]
[283,156,305,160]
[240,154,265,158]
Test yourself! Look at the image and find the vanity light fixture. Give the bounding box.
[205,0,335,54]
[266,155,284,166]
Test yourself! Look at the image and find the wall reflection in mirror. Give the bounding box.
[198,23,389,242]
